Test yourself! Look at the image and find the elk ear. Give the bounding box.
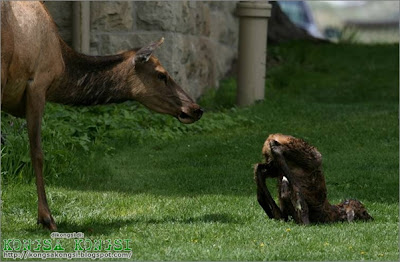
[132,37,164,65]
[346,209,355,222]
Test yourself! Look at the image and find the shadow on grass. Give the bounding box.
[22,212,376,237]
[26,213,241,235]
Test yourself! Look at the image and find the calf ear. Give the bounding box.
[133,37,164,65]
[346,209,355,222]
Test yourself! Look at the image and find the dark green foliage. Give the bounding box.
[1,99,253,185]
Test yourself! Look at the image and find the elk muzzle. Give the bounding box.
[177,104,203,124]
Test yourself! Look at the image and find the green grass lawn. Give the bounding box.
[1,42,399,260]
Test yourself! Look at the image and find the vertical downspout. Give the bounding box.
[236,2,272,106]
[73,1,90,54]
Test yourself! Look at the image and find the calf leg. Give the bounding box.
[26,84,56,231]
[279,176,291,221]
[254,163,283,220]
[290,187,310,225]
[270,140,310,225]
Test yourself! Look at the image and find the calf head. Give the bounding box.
[262,134,295,162]
[337,199,373,222]
[130,38,203,124]
[262,134,321,167]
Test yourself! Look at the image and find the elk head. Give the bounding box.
[337,199,373,222]
[130,38,203,124]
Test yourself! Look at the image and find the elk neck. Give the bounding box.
[46,39,136,106]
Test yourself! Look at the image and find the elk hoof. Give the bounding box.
[37,214,57,231]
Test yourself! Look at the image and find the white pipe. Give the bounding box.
[236,2,272,106]
[73,1,90,54]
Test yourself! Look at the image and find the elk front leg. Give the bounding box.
[254,163,283,220]
[270,140,310,225]
[26,85,57,231]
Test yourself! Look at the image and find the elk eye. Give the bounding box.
[157,73,167,83]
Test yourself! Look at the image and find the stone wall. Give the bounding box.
[45,1,239,100]
[45,1,73,45]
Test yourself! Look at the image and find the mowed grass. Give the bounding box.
[1,42,399,260]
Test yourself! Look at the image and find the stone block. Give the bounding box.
[210,10,238,45]
[135,2,187,33]
[135,1,211,36]
[192,2,211,36]
[91,1,133,32]
[209,1,237,12]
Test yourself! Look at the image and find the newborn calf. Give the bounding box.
[254,134,372,224]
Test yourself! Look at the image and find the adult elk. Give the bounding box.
[254,134,373,224]
[1,2,203,230]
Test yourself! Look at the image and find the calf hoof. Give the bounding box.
[37,214,57,231]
